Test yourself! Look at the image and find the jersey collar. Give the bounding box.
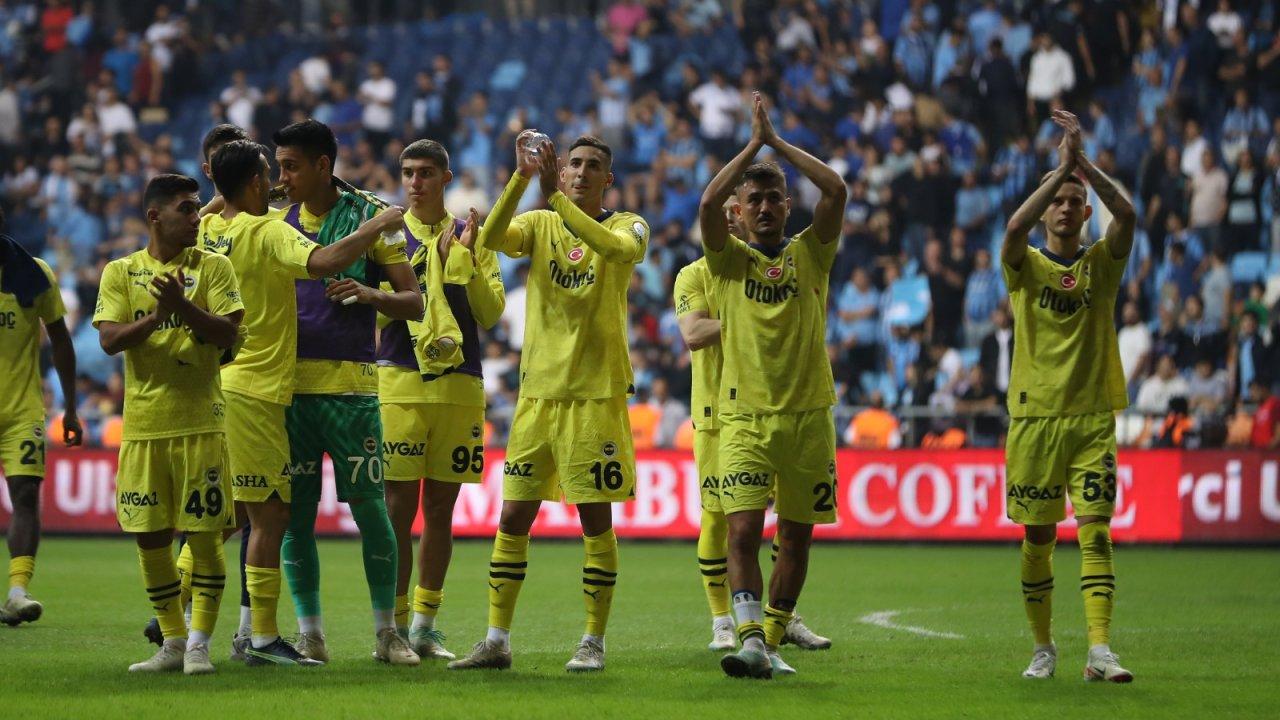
[749,236,791,260]
[1040,245,1086,268]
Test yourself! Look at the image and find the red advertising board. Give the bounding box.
[2,449,1278,542]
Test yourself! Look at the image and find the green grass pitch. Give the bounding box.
[2,539,1277,719]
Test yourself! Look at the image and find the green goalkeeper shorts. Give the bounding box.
[286,394,386,504]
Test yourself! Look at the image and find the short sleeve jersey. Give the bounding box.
[704,227,837,414]
[673,258,723,430]
[0,259,65,422]
[92,248,244,439]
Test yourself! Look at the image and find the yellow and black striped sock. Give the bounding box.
[582,529,619,637]
[395,593,411,631]
[763,604,794,649]
[697,510,731,617]
[186,532,225,639]
[8,555,34,592]
[1078,522,1115,647]
[1021,538,1055,646]
[487,532,528,631]
[137,545,185,641]
[176,540,194,612]
[412,586,443,629]
[245,565,281,646]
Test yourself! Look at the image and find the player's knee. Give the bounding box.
[6,477,40,513]
[774,520,814,552]
[1023,524,1056,545]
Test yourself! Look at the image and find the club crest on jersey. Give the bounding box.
[183,275,196,289]
[764,265,783,280]
[1060,272,1077,290]
[471,424,483,440]
[567,247,585,262]
[602,441,618,458]
[1103,453,1115,470]
[205,467,220,485]
[32,425,43,439]
[363,437,378,454]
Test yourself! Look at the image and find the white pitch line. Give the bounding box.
[858,610,965,640]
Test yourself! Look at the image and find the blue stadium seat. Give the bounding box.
[1231,251,1269,284]
[959,348,980,369]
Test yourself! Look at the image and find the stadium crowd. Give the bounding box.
[2,0,1279,451]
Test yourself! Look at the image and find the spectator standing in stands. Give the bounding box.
[1187,356,1231,417]
[1233,310,1271,398]
[834,266,880,381]
[1135,354,1190,415]
[358,61,396,156]
[844,391,901,449]
[689,70,742,161]
[1225,151,1263,253]
[963,247,1002,347]
[220,70,261,133]
[979,306,1013,401]
[1026,33,1074,125]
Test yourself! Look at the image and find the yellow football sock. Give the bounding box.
[176,540,194,612]
[245,565,281,642]
[697,510,731,617]
[763,604,794,648]
[395,593,411,629]
[8,555,34,591]
[1078,522,1115,647]
[138,545,185,640]
[582,528,619,637]
[1021,537,1055,646]
[185,532,225,638]
[413,586,443,618]
[487,531,528,631]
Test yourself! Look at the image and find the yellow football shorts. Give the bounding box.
[0,417,46,479]
[381,402,486,483]
[223,391,290,503]
[502,396,635,505]
[694,428,722,513]
[718,409,837,525]
[115,432,233,533]
[1005,411,1119,525]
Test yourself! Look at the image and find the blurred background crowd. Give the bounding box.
[3,0,1279,451]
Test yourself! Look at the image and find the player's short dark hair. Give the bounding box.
[1040,170,1086,189]
[737,162,787,191]
[201,124,249,163]
[569,135,612,164]
[273,119,338,168]
[210,140,267,199]
[143,173,200,209]
[400,139,450,170]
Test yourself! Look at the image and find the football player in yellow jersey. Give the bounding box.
[379,140,504,661]
[675,199,831,654]
[697,93,845,679]
[94,174,244,674]
[448,132,648,673]
[0,211,82,627]
[202,139,405,667]
[1002,111,1135,683]
[270,119,422,666]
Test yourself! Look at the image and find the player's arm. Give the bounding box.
[306,207,406,278]
[44,318,81,446]
[479,132,541,256]
[324,261,423,321]
[532,145,648,263]
[751,92,847,243]
[678,311,721,351]
[199,194,225,217]
[457,208,506,328]
[698,131,764,253]
[1002,110,1079,271]
[150,269,242,349]
[1075,150,1136,260]
[95,262,161,354]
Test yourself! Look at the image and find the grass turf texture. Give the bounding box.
[2,539,1276,719]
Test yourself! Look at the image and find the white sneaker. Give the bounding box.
[767,649,796,676]
[1022,643,1057,679]
[1,593,43,626]
[229,632,250,662]
[184,641,215,675]
[296,631,329,663]
[1084,646,1133,683]
[720,647,773,679]
[409,627,457,660]
[129,639,186,672]
[374,627,421,666]
[565,639,605,672]
[447,640,512,670]
[708,621,736,651]
[783,615,831,650]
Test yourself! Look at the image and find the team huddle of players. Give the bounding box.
[0,98,1135,683]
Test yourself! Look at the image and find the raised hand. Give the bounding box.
[750,91,778,147]
[535,138,560,198]
[149,270,188,316]
[365,206,406,235]
[515,129,542,179]
[458,207,481,250]
[1052,109,1083,168]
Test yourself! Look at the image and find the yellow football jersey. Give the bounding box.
[1002,240,1129,418]
[705,227,836,414]
[287,202,409,395]
[486,193,649,400]
[92,247,244,440]
[0,259,64,422]
[673,258,722,430]
[199,211,317,405]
